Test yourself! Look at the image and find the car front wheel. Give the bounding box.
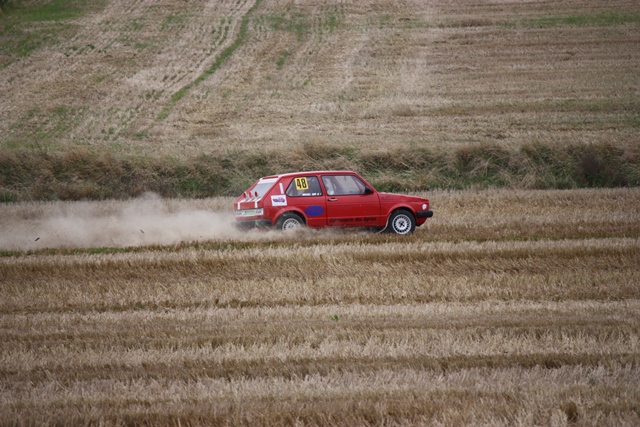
[387,209,416,235]
[275,212,305,231]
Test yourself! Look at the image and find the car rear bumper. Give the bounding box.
[416,210,433,219]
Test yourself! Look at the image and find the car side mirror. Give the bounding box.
[364,187,374,195]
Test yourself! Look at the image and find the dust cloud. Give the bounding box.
[0,193,243,250]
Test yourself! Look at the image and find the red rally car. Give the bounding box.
[234,171,433,235]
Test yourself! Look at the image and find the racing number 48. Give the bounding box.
[295,177,309,190]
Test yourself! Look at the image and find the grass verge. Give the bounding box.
[0,140,638,201]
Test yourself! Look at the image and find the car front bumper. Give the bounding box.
[416,210,433,219]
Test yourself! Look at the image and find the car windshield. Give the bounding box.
[248,179,277,198]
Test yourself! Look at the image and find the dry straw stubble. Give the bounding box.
[1,187,639,425]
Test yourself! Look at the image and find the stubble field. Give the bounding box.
[1,0,639,199]
[1,0,639,424]
[1,187,639,426]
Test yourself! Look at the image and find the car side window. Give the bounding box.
[322,175,366,196]
[286,176,323,197]
[322,177,337,195]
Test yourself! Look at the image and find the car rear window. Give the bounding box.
[248,178,277,198]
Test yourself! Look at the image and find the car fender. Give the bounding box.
[271,206,307,225]
[384,202,418,217]
[380,204,417,231]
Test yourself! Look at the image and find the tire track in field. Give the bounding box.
[157,0,252,90]
[157,0,262,119]
[273,3,347,90]
[110,0,254,101]
[0,0,261,147]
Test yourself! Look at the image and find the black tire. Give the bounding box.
[275,212,305,231]
[386,209,416,235]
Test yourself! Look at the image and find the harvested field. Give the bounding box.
[1,188,639,425]
[2,0,637,155]
[1,0,639,424]
[1,0,639,200]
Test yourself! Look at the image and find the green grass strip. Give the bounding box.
[508,10,640,29]
[158,0,263,120]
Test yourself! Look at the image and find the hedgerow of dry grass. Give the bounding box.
[1,139,639,201]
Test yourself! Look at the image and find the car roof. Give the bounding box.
[260,171,357,180]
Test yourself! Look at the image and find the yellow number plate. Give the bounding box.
[295,177,309,191]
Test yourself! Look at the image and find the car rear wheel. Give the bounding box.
[387,209,416,235]
[275,212,305,231]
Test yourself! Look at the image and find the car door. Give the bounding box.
[284,175,327,228]
[321,174,381,227]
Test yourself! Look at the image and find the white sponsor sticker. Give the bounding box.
[271,195,288,206]
[235,208,264,217]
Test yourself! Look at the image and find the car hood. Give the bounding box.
[378,192,429,203]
